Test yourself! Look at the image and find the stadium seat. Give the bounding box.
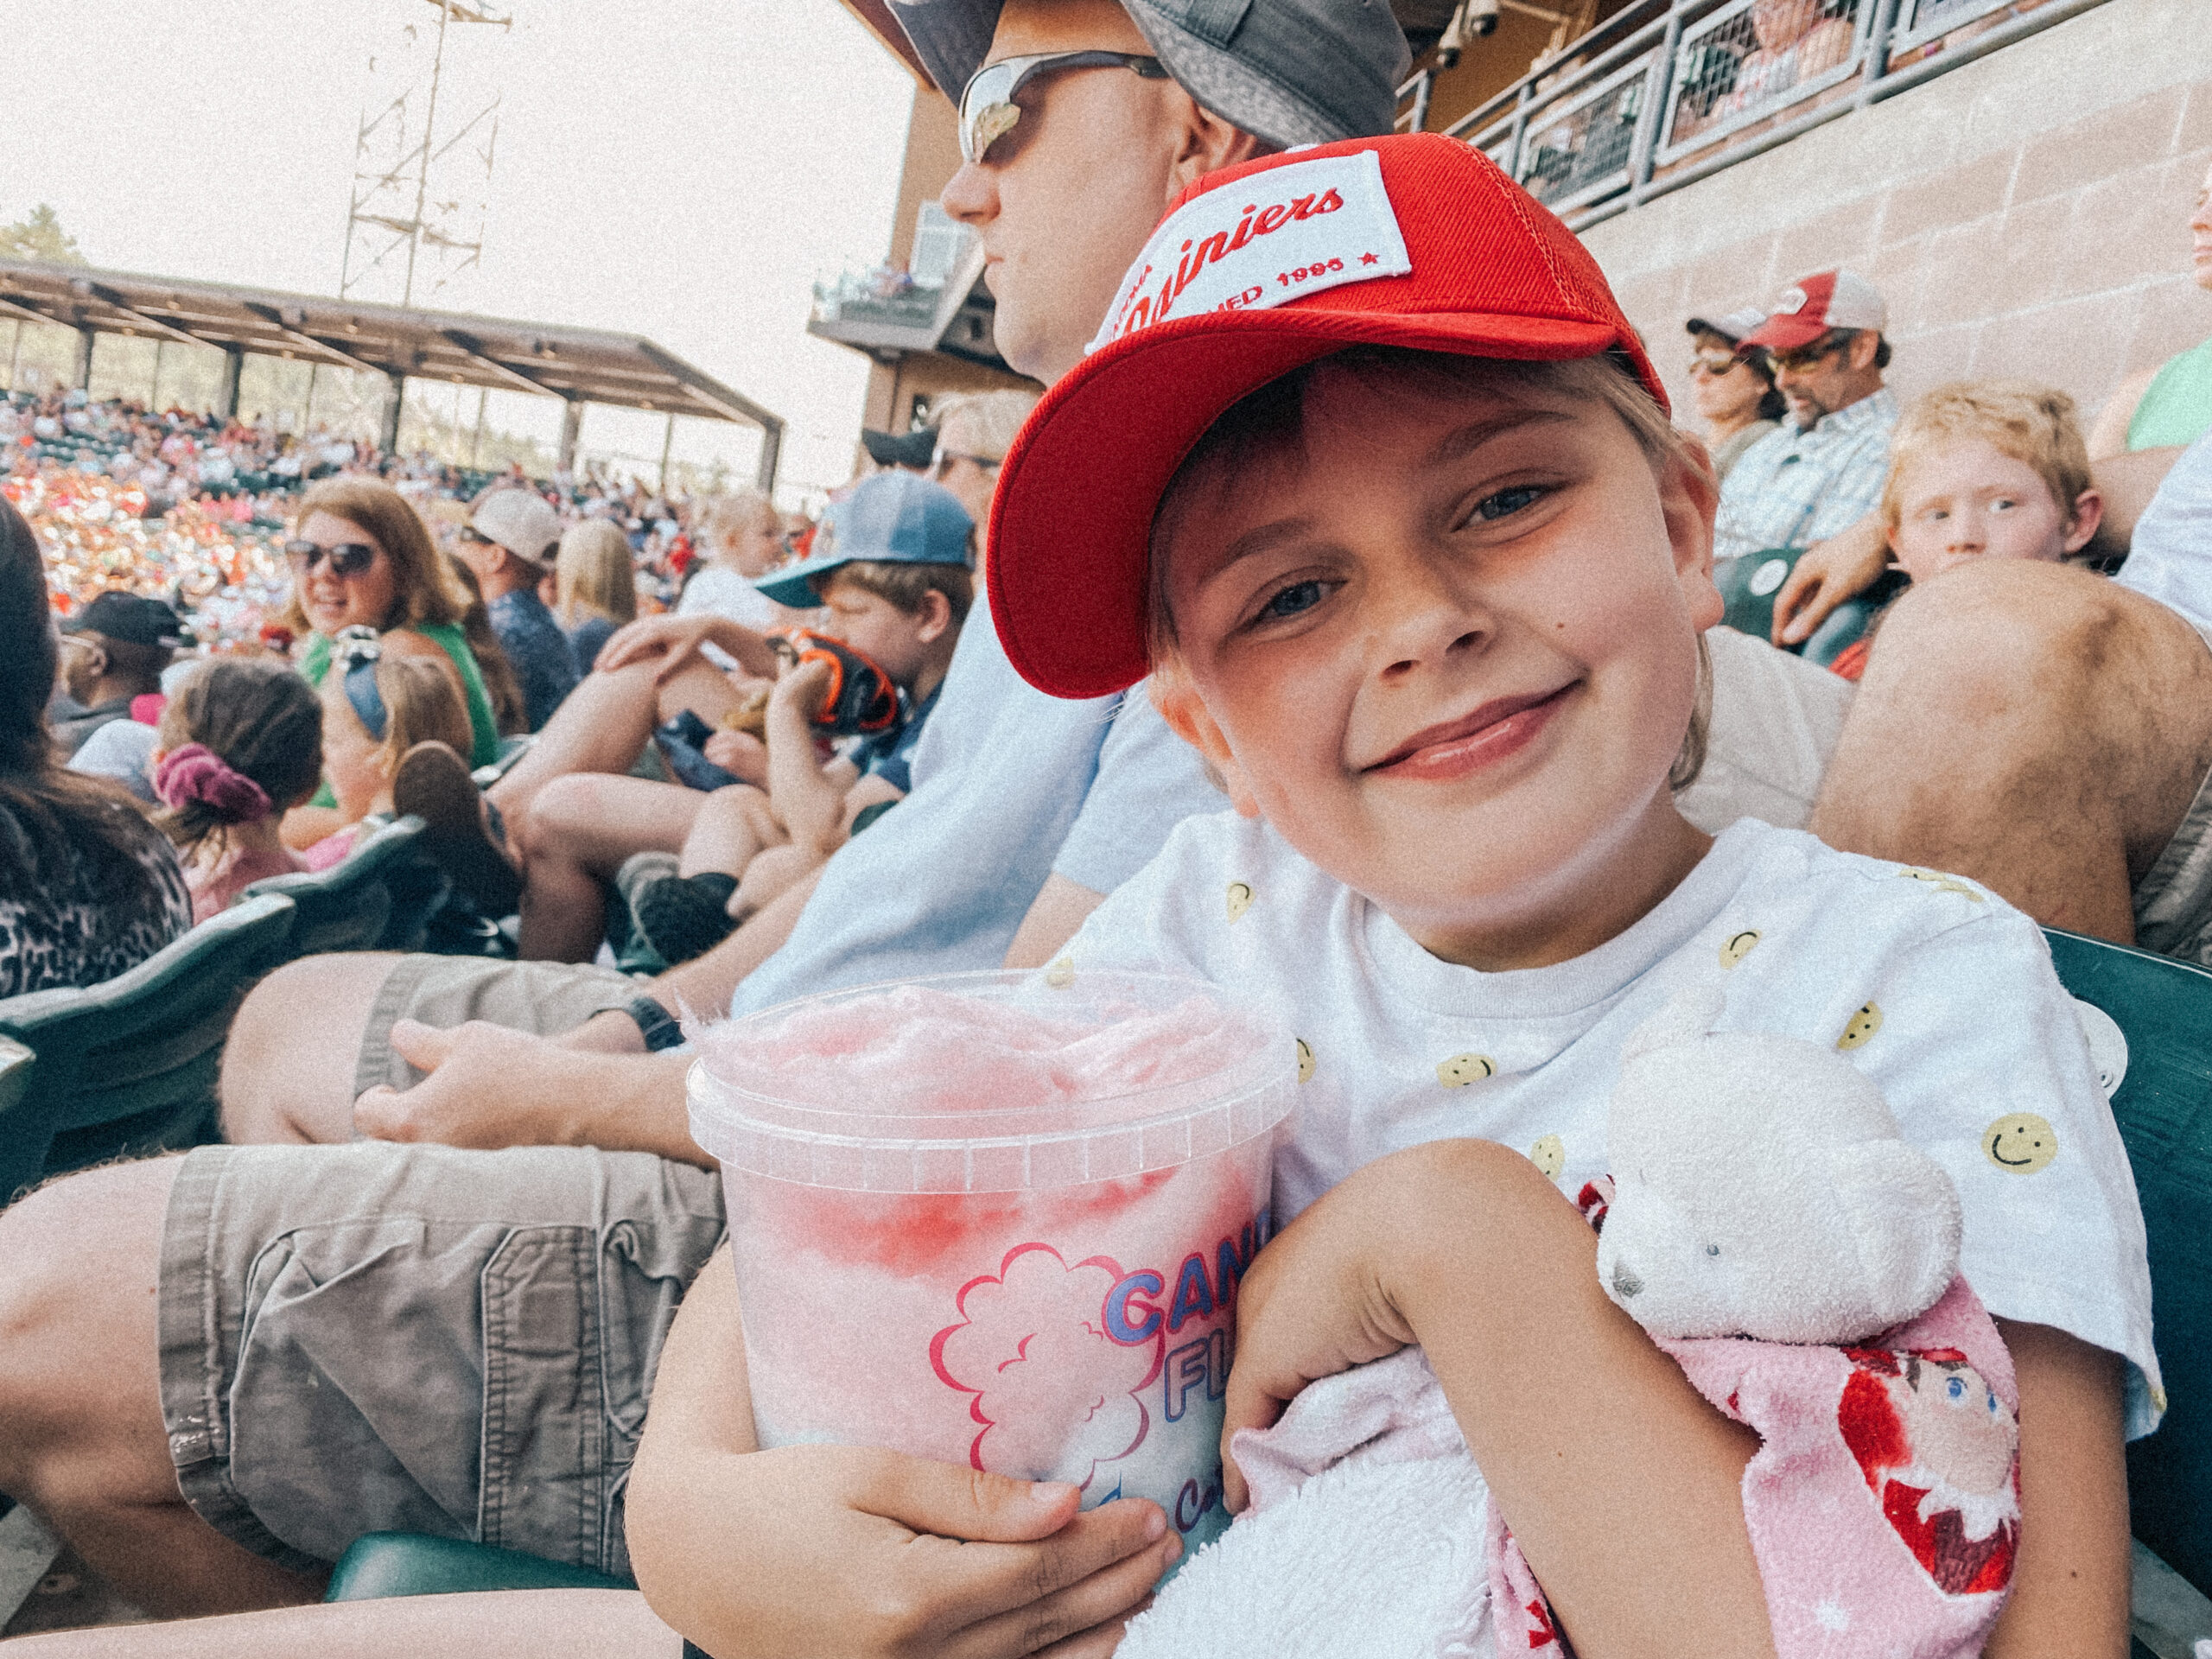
[0,893,296,1204]
[472,734,534,789]
[2041,928,2212,1657]
[244,814,447,957]
[1713,547,1899,670]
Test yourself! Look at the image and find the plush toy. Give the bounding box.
[1120,988,2021,1659]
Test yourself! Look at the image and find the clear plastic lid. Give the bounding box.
[686,968,1297,1192]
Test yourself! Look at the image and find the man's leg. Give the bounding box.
[0,1160,325,1618]
[1811,560,2212,940]
[221,955,643,1146]
[518,775,708,962]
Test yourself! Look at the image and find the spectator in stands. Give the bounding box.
[456,486,578,731]
[438,549,531,740]
[677,489,791,629]
[1683,308,1785,480]
[0,0,1408,1627]
[152,660,324,921]
[0,498,190,998]
[1711,268,1898,569]
[1826,381,2105,681]
[859,423,938,474]
[2088,156,2212,457]
[927,390,1035,531]
[553,518,639,672]
[1719,0,1853,118]
[47,590,188,756]
[623,472,973,966]
[275,477,501,857]
[305,637,478,872]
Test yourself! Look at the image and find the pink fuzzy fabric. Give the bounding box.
[154,742,271,824]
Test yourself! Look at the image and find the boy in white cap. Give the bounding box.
[460,484,579,731]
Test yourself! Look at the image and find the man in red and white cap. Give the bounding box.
[1711,267,1898,569]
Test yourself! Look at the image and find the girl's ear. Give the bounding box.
[1148,667,1262,819]
[1657,447,1724,633]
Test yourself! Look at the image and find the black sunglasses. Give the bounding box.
[285,538,380,577]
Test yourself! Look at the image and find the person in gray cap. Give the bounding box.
[0,4,1408,1649]
[458,485,579,731]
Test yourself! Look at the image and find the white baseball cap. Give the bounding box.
[468,487,562,566]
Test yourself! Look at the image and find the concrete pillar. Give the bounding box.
[71,325,95,390]
[556,397,584,472]
[658,411,676,493]
[217,347,244,419]
[380,370,405,454]
[753,422,782,497]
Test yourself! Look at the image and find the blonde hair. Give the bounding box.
[935,390,1039,465]
[322,652,474,779]
[1881,381,2093,533]
[278,477,472,639]
[555,518,639,628]
[699,489,780,555]
[1147,346,1711,791]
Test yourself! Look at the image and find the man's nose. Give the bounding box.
[939,162,996,227]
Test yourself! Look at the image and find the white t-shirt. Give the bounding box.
[677,564,782,631]
[1066,814,2163,1436]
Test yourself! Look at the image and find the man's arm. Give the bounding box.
[762,660,849,858]
[1770,511,1890,645]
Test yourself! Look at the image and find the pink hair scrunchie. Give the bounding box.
[155,743,273,826]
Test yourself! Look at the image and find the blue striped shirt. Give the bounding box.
[1713,387,1900,565]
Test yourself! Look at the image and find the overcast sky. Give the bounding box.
[7,0,919,499]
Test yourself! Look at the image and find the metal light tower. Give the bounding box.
[341,0,510,310]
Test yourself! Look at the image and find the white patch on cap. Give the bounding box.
[1085,149,1413,355]
[1776,286,1808,314]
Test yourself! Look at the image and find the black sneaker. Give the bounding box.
[630,871,740,967]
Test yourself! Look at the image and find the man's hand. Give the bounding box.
[354,1019,586,1147]
[1770,514,1891,645]
[628,1441,1174,1659]
[1219,1149,1425,1512]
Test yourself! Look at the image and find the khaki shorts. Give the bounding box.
[355,955,642,1099]
[158,1141,726,1576]
[1690,621,2212,963]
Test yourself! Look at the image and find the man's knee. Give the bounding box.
[220,953,398,1142]
[1859,560,2135,720]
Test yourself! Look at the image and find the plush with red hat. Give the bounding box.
[988,133,1665,702]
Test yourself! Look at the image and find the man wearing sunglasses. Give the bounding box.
[0,0,1414,1643]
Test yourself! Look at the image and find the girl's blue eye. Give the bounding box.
[1476,485,1544,522]
[1258,580,1325,621]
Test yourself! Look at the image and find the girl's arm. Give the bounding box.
[1982,1319,2130,1658]
[626,1244,1179,1659]
[1223,1138,1777,1659]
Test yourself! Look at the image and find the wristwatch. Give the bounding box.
[624,995,686,1052]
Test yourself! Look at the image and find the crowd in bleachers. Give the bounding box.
[0,4,2209,1650]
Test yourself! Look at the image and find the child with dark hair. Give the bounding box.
[154,660,327,922]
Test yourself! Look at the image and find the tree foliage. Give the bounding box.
[0,205,87,265]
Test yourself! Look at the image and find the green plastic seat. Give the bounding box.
[323,1532,631,1602]
[244,815,446,957]
[0,893,296,1204]
[472,734,535,789]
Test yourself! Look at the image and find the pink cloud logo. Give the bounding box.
[931,1243,1163,1489]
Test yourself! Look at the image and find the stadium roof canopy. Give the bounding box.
[0,257,783,486]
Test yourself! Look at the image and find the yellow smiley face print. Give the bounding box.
[1296,1038,1315,1083]
[1898,868,1986,902]
[1044,957,1076,989]
[1437,1052,1497,1087]
[1227,881,1255,923]
[1836,1003,1882,1050]
[1529,1134,1566,1179]
[1984,1112,2057,1174]
[1719,929,1760,969]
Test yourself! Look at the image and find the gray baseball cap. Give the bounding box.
[887,0,1411,149]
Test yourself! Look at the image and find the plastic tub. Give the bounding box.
[688,967,1298,1554]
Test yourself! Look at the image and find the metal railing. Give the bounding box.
[1400,0,2109,229]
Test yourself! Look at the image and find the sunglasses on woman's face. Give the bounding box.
[285,539,379,577]
[1688,353,1746,377]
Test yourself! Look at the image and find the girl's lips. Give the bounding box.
[1365,683,1576,780]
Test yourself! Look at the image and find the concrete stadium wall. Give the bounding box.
[1583,0,2212,429]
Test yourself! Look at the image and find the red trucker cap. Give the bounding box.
[1738,268,1888,353]
[987,132,1666,701]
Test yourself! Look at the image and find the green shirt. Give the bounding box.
[301,620,500,806]
[2129,336,2212,453]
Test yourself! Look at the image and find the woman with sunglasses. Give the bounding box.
[274,476,503,849]
[1683,311,1787,481]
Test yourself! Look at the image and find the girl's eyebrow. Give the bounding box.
[1427,406,1578,467]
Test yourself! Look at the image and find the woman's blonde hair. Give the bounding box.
[555,518,638,628]
[322,652,474,778]
[278,477,472,639]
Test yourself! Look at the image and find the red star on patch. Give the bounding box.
[1360,252,1379,264]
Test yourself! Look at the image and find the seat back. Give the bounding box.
[2043,928,2212,1595]
[245,816,443,957]
[0,893,296,1203]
